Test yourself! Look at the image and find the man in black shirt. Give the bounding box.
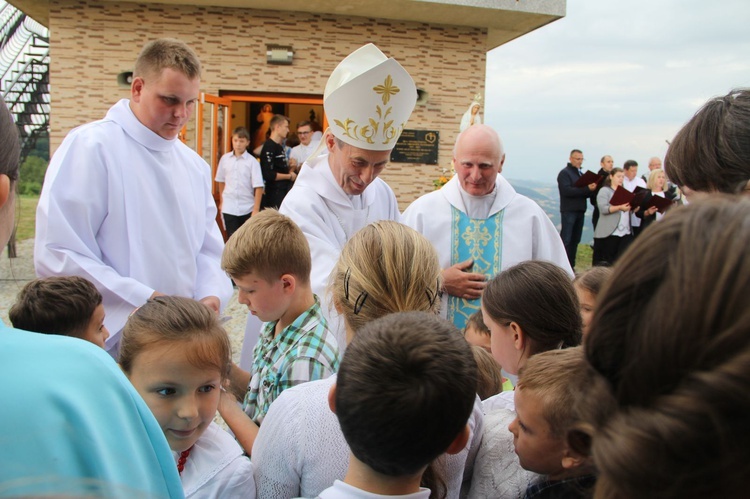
[260,115,295,209]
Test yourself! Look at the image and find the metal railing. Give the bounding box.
[1,1,49,164]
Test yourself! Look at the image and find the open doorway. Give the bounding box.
[223,92,325,154]
[187,91,324,239]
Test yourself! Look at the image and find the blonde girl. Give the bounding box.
[120,296,255,498]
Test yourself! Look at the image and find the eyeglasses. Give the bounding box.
[297,131,312,136]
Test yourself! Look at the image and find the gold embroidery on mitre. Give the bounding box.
[333,74,406,146]
[373,75,400,105]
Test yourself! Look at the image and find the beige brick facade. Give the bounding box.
[49,0,487,208]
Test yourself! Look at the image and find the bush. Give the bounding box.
[18,155,47,195]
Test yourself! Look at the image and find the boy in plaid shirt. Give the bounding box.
[218,209,340,455]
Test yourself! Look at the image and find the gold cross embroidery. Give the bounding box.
[373,75,400,106]
[462,222,492,261]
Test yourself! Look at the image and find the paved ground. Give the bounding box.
[0,239,248,363]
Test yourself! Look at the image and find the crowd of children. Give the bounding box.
[2,77,750,499]
[251,220,484,499]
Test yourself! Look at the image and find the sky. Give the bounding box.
[484,0,750,183]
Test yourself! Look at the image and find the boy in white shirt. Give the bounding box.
[215,126,264,239]
[288,120,316,172]
[319,311,476,498]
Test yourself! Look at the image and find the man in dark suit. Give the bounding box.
[557,149,596,268]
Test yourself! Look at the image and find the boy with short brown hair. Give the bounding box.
[509,347,595,498]
[219,209,339,454]
[215,126,264,239]
[323,312,476,498]
[9,276,109,348]
[464,309,491,352]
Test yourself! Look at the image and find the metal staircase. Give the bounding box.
[0,1,49,164]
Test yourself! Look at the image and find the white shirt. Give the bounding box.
[623,175,647,228]
[612,210,631,237]
[402,175,573,319]
[215,150,264,216]
[289,142,317,168]
[252,375,485,499]
[35,99,233,347]
[177,422,255,499]
[482,390,516,413]
[315,480,430,499]
[466,409,540,499]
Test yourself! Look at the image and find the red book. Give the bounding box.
[609,186,634,206]
[574,170,604,188]
[646,193,674,213]
[630,186,649,209]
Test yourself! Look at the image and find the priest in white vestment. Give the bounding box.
[34,39,232,355]
[277,44,417,350]
[402,125,572,329]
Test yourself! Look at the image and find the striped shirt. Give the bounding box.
[243,296,339,425]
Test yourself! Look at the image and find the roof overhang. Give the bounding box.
[9,0,565,51]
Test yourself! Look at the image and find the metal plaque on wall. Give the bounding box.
[390,130,439,164]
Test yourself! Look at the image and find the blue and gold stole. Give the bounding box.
[447,205,504,329]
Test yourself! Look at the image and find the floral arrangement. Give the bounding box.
[432,165,454,190]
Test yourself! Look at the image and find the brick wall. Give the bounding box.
[49,0,487,208]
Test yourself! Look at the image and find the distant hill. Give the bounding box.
[507,178,594,245]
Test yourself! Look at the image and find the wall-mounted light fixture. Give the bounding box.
[266,45,294,65]
[117,71,133,88]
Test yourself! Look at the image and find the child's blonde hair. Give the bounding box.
[222,209,311,284]
[330,221,441,334]
[120,296,231,380]
[471,345,504,400]
[517,347,585,437]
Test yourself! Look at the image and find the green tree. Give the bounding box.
[32,133,50,161]
[18,155,48,195]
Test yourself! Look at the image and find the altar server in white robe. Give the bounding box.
[35,39,232,355]
[277,43,416,350]
[402,125,572,330]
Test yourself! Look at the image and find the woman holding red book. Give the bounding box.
[637,168,673,230]
[593,167,633,266]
